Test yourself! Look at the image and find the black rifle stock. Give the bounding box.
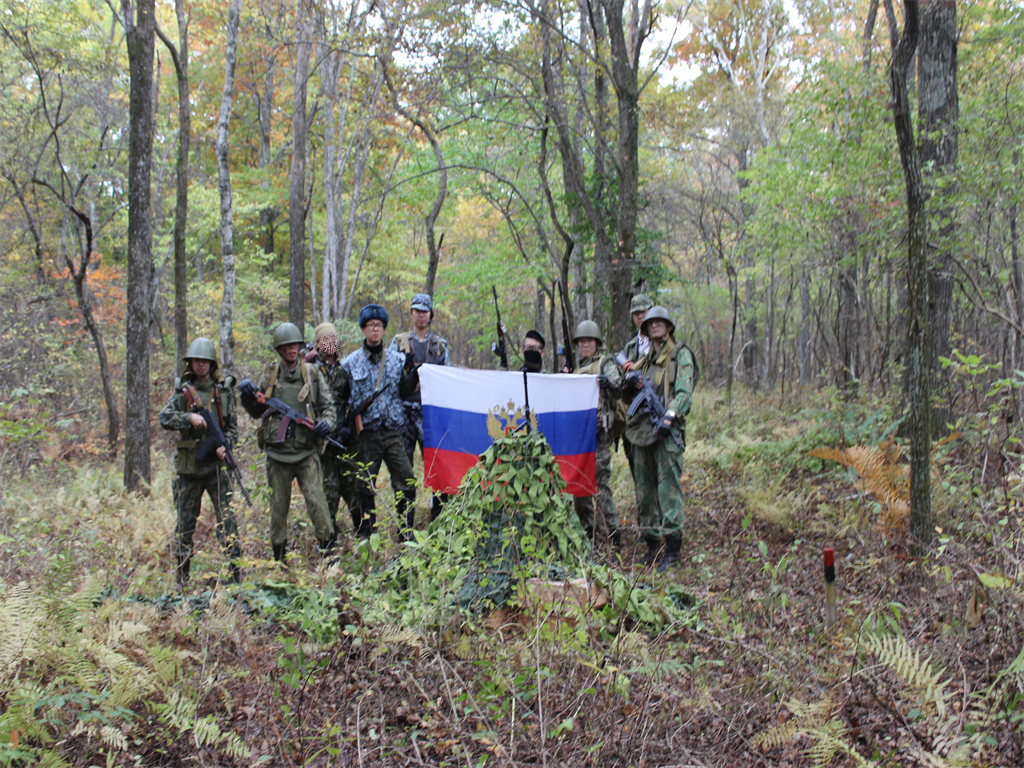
[625,372,684,450]
[491,285,509,369]
[192,406,254,508]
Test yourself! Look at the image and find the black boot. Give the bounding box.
[430,493,449,522]
[355,495,376,538]
[228,561,241,584]
[397,494,416,542]
[642,539,662,567]
[272,543,287,565]
[318,534,338,566]
[656,536,682,573]
[176,553,191,588]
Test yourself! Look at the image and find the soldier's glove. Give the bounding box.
[596,374,610,390]
[336,424,354,446]
[238,379,258,400]
[623,372,641,392]
[314,420,332,438]
[656,412,675,439]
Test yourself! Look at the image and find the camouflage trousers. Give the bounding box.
[321,448,359,531]
[173,470,240,560]
[353,429,416,521]
[401,401,424,464]
[266,454,334,547]
[633,437,685,544]
[574,429,620,539]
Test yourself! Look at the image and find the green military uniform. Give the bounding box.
[627,334,697,549]
[158,366,240,581]
[571,327,623,542]
[243,357,337,555]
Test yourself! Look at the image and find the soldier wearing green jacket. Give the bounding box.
[158,338,241,587]
[238,322,337,564]
[621,306,698,572]
[620,294,653,479]
[570,320,623,546]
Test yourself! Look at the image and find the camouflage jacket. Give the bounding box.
[572,350,623,433]
[158,376,237,477]
[242,360,335,463]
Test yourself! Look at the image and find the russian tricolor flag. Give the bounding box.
[419,365,599,497]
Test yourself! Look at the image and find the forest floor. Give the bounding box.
[1,389,1022,767]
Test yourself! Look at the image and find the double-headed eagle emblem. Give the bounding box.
[486,399,539,440]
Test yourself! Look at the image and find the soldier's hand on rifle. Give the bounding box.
[188,413,208,429]
[238,379,258,400]
[596,374,610,390]
[623,371,641,392]
[304,350,320,364]
[656,411,676,438]
[314,420,332,438]
[216,446,227,461]
[622,360,635,372]
[337,424,353,445]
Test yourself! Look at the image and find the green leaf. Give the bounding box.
[978,573,1013,589]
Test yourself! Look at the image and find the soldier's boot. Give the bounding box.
[355,495,376,538]
[176,553,191,589]
[318,534,338,566]
[272,543,288,566]
[228,561,242,585]
[397,495,416,542]
[429,493,449,522]
[642,539,662,567]
[349,504,362,534]
[656,536,682,573]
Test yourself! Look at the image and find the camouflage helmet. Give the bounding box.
[272,322,305,349]
[185,337,217,363]
[314,322,338,345]
[641,305,675,336]
[573,320,603,344]
[630,294,653,313]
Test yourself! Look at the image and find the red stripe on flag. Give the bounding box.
[557,453,598,497]
[423,447,479,494]
[423,447,598,498]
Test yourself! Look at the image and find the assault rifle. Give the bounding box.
[192,406,254,508]
[346,381,395,437]
[557,280,575,372]
[244,387,348,452]
[621,360,684,450]
[491,285,509,369]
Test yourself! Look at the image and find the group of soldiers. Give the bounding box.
[158,291,697,586]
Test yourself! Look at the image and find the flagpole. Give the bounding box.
[522,370,531,433]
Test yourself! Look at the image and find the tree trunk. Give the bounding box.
[165,1,189,371]
[890,0,931,553]
[918,0,958,434]
[123,0,155,493]
[216,0,241,375]
[799,267,810,384]
[288,1,311,328]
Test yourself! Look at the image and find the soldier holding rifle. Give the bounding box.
[158,338,241,587]
[621,306,699,572]
[238,322,337,565]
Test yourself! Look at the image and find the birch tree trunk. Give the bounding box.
[217,0,241,374]
[123,0,155,492]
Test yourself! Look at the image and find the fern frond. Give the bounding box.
[0,582,43,681]
[862,634,951,718]
[806,719,848,767]
[100,725,127,752]
[752,720,802,751]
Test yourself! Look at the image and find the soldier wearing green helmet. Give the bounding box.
[238,322,337,565]
[569,320,623,546]
[158,337,241,587]
[620,306,699,571]
[622,293,653,364]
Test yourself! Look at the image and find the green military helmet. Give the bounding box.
[573,320,603,344]
[630,293,653,313]
[272,322,305,349]
[185,337,217,363]
[641,305,675,336]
